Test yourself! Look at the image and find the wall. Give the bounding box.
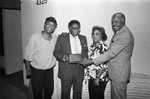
[56,0,150,75]
[2,9,22,74]
[0,0,20,69]
[0,0,20,9]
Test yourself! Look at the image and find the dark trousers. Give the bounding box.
[88,79,107,99]
[31,66,54,99]
[60,66,83,99]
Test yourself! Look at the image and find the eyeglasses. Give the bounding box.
[92,33,101,35]
[72,27,80,30]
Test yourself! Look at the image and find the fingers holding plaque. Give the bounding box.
[69,54,83,63]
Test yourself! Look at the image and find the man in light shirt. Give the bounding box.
[24,17,57,99]
[54,20,88,99]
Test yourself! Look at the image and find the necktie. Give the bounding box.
[111,33,116,43]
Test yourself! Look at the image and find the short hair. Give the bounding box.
[92,26,107,41]
[68,20,80,28]
[113,12,126,24]
[45,17,57,25]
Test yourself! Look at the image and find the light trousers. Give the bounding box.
[111,80,127,99]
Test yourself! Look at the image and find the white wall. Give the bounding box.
[56,0,150,75]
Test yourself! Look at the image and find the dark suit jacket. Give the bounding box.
[54,33,88,81]
[93,26,134,82]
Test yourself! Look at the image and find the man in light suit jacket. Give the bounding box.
[81,12,134,99]
[54,20,88,99]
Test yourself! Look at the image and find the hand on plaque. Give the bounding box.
[63,55,70,63]
[79,59,93,67]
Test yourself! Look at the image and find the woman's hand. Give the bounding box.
[94,78,100,86]
[63,55,70,62]
[79,59,93,67]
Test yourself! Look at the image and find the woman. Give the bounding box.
[85,26,109,99]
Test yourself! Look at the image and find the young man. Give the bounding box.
[24,17,57,99]
[54,20,88,99]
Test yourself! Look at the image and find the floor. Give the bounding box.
[0,67,28,99]
[0,66,150,99]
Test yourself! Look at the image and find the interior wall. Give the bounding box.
[0,0,20,69]
[56,0,150,75]
[2,9,22,74]
[21,0,33,86]
[0,9,4,68]
[0,0,20,9]
[0,9,4,57]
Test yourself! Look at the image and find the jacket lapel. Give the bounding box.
[78,35,84,53]
[66,33,72,54]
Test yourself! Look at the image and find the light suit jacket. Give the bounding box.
[54,33,88,81]
[93,26,134,82]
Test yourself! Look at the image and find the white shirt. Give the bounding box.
[69,34,81,54]
[24,32,57,69]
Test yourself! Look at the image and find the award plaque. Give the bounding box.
[69,54,83,63]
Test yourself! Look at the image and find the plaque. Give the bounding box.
[69,54,83,63]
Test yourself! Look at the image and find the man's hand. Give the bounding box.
[24,60,31,79]
[63,55,70,63]
[82,57,88,61]
[79,59,93,67]
[26,67,31,79]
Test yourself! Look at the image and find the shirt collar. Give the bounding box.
[116,25,126,34]
[69,33,78,39]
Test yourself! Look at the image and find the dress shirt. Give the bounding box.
[69,34,81,54]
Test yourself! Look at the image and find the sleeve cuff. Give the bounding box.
[63,55,66,61]
[93,58,100,66]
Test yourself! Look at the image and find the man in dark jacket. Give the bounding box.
[54,20,88,99]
